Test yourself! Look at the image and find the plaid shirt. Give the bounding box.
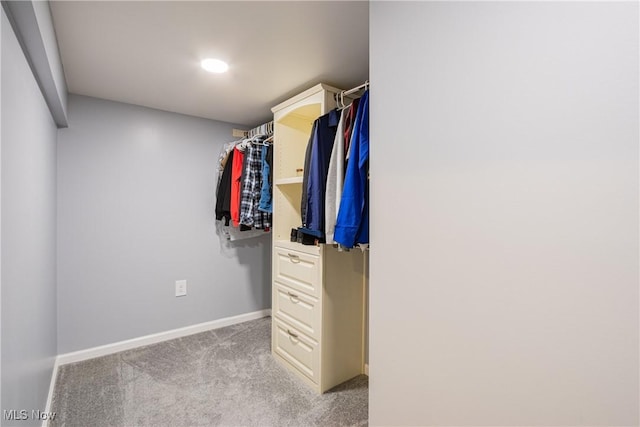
[239,144,271,229]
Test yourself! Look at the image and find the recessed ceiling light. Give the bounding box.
[201,58,228,73]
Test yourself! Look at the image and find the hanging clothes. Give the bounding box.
[216,140,239,187]
[334,90,369,247]
[238,145,253,231]
[258,144,273,213]
[300,109,340,239]
[230,146,245,227]
[215,118,274,241]
[240,143,271,229]
[343,97,360,157]
[325,106,349,244]
[300,121,318,228]
[215,148,234,226]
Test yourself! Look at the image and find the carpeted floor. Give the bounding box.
[50,317,368,427]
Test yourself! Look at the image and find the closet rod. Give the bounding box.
[247,120,273,138]
[335,81,369,108]
[339,80,370,98]
[233,120,274,139]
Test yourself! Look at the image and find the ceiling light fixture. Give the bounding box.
[201,58,229,73]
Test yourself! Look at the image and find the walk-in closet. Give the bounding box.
[2,1,638,426]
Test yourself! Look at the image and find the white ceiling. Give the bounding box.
[50,1,369,127]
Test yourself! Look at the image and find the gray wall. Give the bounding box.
[57,95,271,354]
[1,7,3,411]
[1,7,58,424]
[370,2,639,426]
[32,0,67,122]
[1,1,67,127]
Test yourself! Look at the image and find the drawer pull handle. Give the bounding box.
[287,291,299,301]
[287,253,301,263]
[287,329,299,339]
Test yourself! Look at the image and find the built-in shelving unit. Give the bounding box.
[270,84,365,393]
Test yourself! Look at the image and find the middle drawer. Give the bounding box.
[274,247,321,298]
[273,282,320,340]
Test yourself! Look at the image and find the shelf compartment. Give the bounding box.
[272,183,302,241]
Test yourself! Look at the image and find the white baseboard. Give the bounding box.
[364,363,369,376]
[43,356,59,427]
[57,309,271,366]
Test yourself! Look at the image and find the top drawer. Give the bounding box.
[274,247,321,298]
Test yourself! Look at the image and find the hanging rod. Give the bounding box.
[335,80,369,108]
[232,120,274,139]
[341,80,370,97]
[247,120,273,138]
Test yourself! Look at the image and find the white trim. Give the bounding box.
[270,83,341,113]
[364,363,369,376]
[57,309,271,366]
[42,356,60,427]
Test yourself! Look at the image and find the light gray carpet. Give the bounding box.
[50,317,368,427]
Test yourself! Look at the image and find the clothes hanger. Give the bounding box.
[250,134,274,146]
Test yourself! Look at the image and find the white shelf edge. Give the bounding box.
[271,83,342,113]
[275,177,304,185]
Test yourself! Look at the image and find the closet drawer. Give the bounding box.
[273,319,319,384]
[274,247,321,298]
[273,282,320,340]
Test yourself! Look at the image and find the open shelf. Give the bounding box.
[274,106,318,181]
[272,182,303,241]
[272,99,322,241]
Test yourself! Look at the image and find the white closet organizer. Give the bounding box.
[270,83,365,393]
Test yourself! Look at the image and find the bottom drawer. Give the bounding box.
[273,319,319,384]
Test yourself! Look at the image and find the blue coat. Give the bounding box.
[300,110,340,238]
[334,90,369,247]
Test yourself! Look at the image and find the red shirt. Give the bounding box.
[230,147,245,227]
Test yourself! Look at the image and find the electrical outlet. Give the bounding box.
[175,280,187,297]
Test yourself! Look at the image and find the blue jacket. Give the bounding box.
[334,90,369,247]
[300,110,340,238]
[258,144,272,213]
